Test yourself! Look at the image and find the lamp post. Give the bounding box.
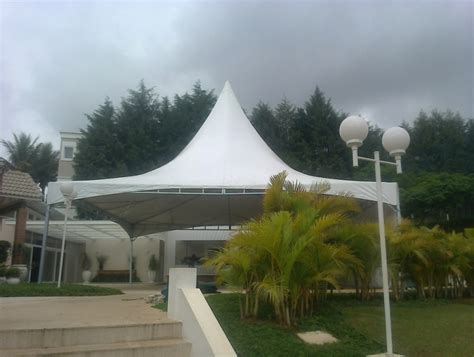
[57,182,77,288]
[339,116,410,357]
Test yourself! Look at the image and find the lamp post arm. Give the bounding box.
[358,155,397,167]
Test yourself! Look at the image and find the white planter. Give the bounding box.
[147,270,156,283]
[0,277,6,284]
[11,264,28,282]
[7,277,20,285]
[82,270,92,284]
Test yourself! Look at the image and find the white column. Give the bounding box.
[168,268,196,320]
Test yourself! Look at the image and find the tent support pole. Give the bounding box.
[395,183,402,224]
[38,204,51,283]
[129,237,134,284]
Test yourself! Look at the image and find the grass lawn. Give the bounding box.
[205,294,382,357]
[191,294,473,357]
[0,283,123,297]
[341,298,474,357]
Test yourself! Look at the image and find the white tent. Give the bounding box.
[47,81,399,238]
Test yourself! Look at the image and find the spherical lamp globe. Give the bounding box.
[339,115,369,147]
[382,127,410,157]
[60,182,76,199]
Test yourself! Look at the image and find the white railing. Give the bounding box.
[168,268,236,357]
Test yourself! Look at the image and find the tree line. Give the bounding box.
[2,80,473,230]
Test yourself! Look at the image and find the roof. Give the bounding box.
[46,81,398,237]
[0,170,42,201]
[0,166,43,213]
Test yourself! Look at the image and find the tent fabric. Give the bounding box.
[47,82,398,237]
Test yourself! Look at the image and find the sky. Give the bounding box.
[1,1,473,156]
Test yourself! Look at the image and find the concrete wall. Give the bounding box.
[162,230,233,278]
[168,268,236,357]
[84,236,162,282]
[57,160,75,181]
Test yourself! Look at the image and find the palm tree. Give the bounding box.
[31,142,59,192]
[1,133,40,171]
[207,171,360,325]
[334,223,380,300]
[1,133,58,192]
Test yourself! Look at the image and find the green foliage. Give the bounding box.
[73,81,216,218]
[96,254,108,271]
[0,240,11,264]
[207,172,361,326]
[206,293,383,357]
[399,172,474,230]
[1,132,58,192]
[148,254,158,271]
[0,283,123,297]
[389,220,474,299]
[0,265,7,277]
[250,102,284,155]
[80,252,91,270]
[6,267,21,278]
[403,110,471,174]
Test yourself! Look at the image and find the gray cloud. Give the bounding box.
[1,1,472,156]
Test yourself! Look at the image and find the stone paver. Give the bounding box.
[297,330,338,345]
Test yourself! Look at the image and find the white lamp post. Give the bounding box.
[340,116,410,357]
[57,182,77,288]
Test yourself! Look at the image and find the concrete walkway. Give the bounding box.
[0,284,170,330]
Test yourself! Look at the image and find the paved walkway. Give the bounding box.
[0,284,170,330]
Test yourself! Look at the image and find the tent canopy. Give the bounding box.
[47,82,398,237]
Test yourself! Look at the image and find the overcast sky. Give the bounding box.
[1,1,472,156]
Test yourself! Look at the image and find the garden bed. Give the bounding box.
[155,293,474,357]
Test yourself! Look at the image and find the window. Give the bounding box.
[64,146,74,159]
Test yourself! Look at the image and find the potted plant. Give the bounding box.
[0,265,7,284]
[6,267,21,284]
[148,254,158,283]
[80,252,92,284]
[0,241,11,265]
[96,254,108,271]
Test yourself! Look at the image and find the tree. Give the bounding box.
[207,172,360,326]
[250,102,283,154]
[1,132,58,192]
[114,80,162,175]
[31,142,59,192]
[286,88,351,178]
[274,98,297,143]
[399,172,474,230]
[403,110,471,174]
[159,81,216,163]
[74,98,123,180]
[1,133,39,172]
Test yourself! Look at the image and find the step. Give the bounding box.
[0,321,183,349]
[0,338,191,357]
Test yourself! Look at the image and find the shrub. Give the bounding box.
[148,254,158,271]
[80,252,91,270]
[96,254,108,271]
[0,265,7,277]
[6,268,21,279]
[0,241,11,264]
